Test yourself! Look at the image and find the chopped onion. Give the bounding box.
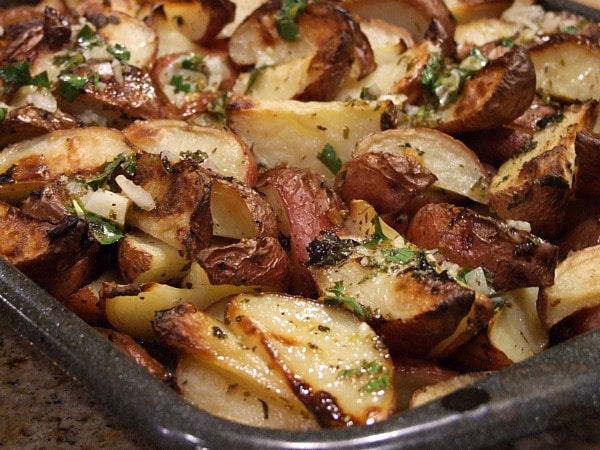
[115,175,156,211]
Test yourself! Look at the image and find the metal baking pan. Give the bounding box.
[2,256,600,450]
[1,0,600,448]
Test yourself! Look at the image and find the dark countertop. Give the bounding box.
[2,312,600,450]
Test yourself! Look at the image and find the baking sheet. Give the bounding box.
[2,256,600,449]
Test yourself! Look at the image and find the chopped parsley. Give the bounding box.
[76,24,103,49]
[181,55,205,71]
[381,247,419,264]
[85,210,124,245]
[0,107,6,121]
[338,360,391,393]
[363,216,390,247]
[323,280,368,320]
[317,143,342,175]
[58,73,99,101]
[170,74,192,93]
[107,43,131,62]
[276,0,307,41]
[0,60,51,90]
[85,153,135,190]
[306,230,357,267]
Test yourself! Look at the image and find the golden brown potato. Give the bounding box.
[406,202,559,291]
[224,293,397,427]
[125,152,213,255]
[538,244,600,331]
[436,47,536,135]
[309,232,482,356]
[151,302,317,429]
[95,327,170,382]
[195,236,291,292]
[449,287,548,371]
[151,50,238,119]
[229,0,375,101]
[488,101,597,239]
[353,128,490,204]
[527,34,600,103]
[443,0,511,24]
[56,60,166,128]
[0,127,134,203]
[64,269,119,324]
[256,167,346,296]
[123,119,258,186]
[337,0,456,57]
[334,151,437,214]
[408,371,490,409]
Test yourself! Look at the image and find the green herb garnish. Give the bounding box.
[85,154,134,190]
[323,281,366,319]
[76,24,102,49]
[181,55,205,71]
[363,216,390,247]
[276,0,307,41]
[381,247,419,264]
[0,107,7,121]
[0,60,51,89]
[170,74,192,93]
[107,43,131,62]
[58,73,98,101]
[317,143,342,175]
[85,210,124,244]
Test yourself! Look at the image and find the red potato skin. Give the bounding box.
[256,168,347,297]
[406,202,559,290]
[549,304,600,346]
[334,151,437,214]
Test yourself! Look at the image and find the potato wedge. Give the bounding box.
[334,151,437,214]
[443,0,511,24]
[225,292,396,427]
[538,244,600,331]
[123,119,257,185]
[256,167,346,296]
[573,131,600,197]
[64,268,119,324]
[96,10,158,69]
[125,153,212,255]
[226,96,396,184]
[117,229,191,284]
[406,202,559,291]
[436,47,536,135]
[353,128,489,203]
[152,302,317,429]
[450,287,548,371]
[528,34,600,103]
[408,371,490,409]
[488,101,597,238]
[0,127,133,202]
[309,232,483,356]
[549,303,600,346]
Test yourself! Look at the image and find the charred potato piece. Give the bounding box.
[538,244,600,331]
[436,47,536,135]
[126,152,213,255]
[334,151,437,214]
[337,0,456,57]
[0,127,133,202]
[64,269,119,324]
[0,105,78,149]
[573,130,600,197]
[408,371,490,409]
[488,101,597,239]
[528,34,600,103]
[309,233,483,356]
[256,167,346,296]
[0,200,101,301]
[95,327,170,381]
[406,202,559,291]
[353,128,490,204]
[151,50,237,119]
[443,0,511,24]
[195,236,291,291]
[123,119,258,186]
[118,229,190,284]
[226,95,396,184]
[549,303,600,346]
[449,287,548,371]
[152,302,317,429]
[225,292,397,427]
[56,60,166,128]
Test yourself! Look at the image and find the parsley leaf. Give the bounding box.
[323,281,368,319]
[84,210,124,245]
[0,107,7,121]
[107,43,131,62]
[0,60,51,89]
[276,0,307,41]
[181,55,205,71]
[170,74,192,93]
[317,143,342,175]
[76,24,102,49]
[363,216,389,247]
[381,247,419,264]
[58,73,98,101]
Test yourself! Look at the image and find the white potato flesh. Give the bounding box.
[443,0,511,24]
[488,287,548,363]
[106,264,269,340]
[97,11,158,69]
[161,1,210,42]
[144,9,201,57]
[0,127,133,202]
[343,199,400,239]
[123,120,256,185]
[528,38,600,102]
[177,357,318,429]
[226,293,396,426]
[538,245,600,329]
[118,230,190,284]
[232,56,314,100]
[219,0,266,38]
[354,128,490,203]
[454,17,518,49]
[226,98,389,183]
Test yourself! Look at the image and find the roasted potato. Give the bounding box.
[406,202,559,291]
